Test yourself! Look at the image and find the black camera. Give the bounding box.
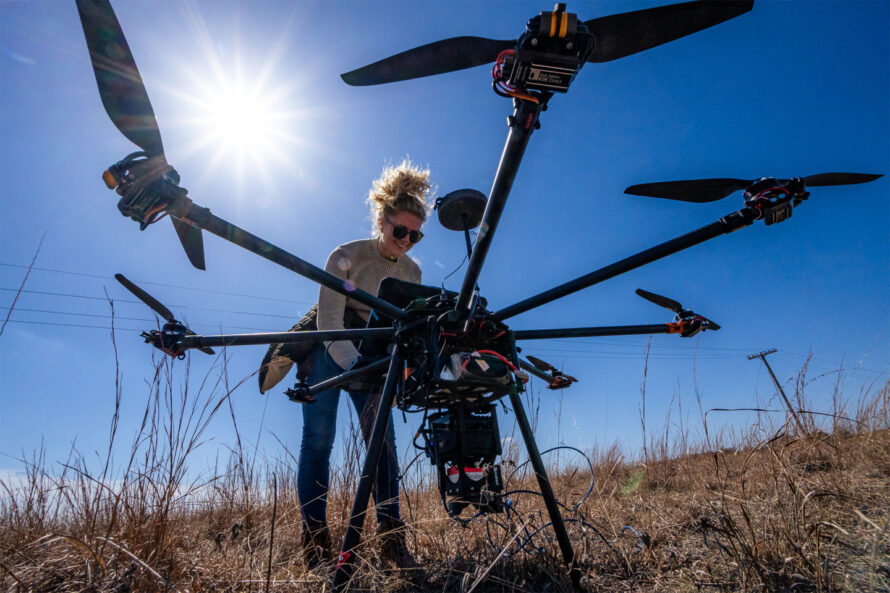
[420,405,504,516]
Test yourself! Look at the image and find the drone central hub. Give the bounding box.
[392,305,518,410]
[366,279,524,517]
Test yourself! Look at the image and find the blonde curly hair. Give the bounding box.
[367,159,432,236]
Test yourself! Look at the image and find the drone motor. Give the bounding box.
[742,177,808,225]
[102,151,187,229]
[140,321,190,359]
[495,4,594,95]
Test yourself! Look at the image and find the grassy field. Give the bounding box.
[2,354,887,592]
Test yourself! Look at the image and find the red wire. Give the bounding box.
[491,49,539,104]
[754,187,790,200]
[493,49,515,79]
[475,349,518,372]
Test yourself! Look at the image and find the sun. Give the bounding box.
[164,10,316,198]
[192,76,298,177]
[207,86,276,152]
[177,63,302,188]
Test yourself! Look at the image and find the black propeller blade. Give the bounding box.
[635,288,683,314]
[115,273,174,321]
[625,173,883,203]
[171,218,207,271]
[340,0,753,86]
[526,355,578,383]
[76,0,164,156]
[585,0,753,63]
[341,36,514,86]
[114,274,214,355]
[526,355,556,372]
[625,178,749,202]
[800,172,883,187]
[77,0,208,270]
[636,288,721,331]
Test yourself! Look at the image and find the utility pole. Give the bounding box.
[747,349,806,434]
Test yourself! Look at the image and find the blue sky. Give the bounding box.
[1,1,887,480]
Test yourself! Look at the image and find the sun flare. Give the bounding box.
[182,68,299,185]
[201,83,284,158]
[169,16,314,199]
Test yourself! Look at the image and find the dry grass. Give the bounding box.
[1,353,887,592]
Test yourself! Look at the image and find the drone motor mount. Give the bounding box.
[502,4,593,94]
[141,322,189,359]
[102,152,186,229]
[743,177,808,225]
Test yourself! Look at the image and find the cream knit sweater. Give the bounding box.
[317,238,421,370]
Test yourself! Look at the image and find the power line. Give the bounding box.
[520,347,887,373]
[754,352,887,376]
[0,306,278,333]
[539,337,883,371]
[0,287,300,320]
[3,267,883,373]
[3,264,877,362]
[5,319,152,332]
[0,262,315,307]
[1,306,155,323]
[5,317,883,372]
[3,319,281,333]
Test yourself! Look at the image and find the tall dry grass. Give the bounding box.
[1,345,887,592]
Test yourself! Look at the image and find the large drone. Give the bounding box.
[76,1,880,591]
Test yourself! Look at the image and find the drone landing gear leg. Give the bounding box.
[333,350,403,593]
[507,363,583,591]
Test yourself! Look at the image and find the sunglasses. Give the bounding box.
[385,216,424,244]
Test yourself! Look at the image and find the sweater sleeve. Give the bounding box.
[316,246,360,371]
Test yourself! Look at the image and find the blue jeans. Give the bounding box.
[297,345,400,527]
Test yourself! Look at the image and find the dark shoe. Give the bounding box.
[378,518,417,569]
[302,522,331,570]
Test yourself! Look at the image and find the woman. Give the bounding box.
[299,160,430,570]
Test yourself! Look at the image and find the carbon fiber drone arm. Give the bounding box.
[171,199,410,322]
[494,207,758,320]
[514,324,675,340]
[177,327,394,350]
[286,356,392,403]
